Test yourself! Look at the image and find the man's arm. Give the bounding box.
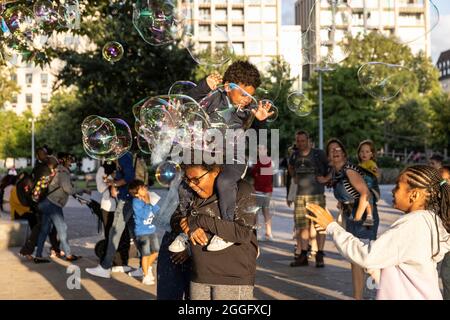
[186,78,212,102]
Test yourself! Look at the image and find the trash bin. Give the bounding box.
[273,169,286,187]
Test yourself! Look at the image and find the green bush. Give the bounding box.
[377,156,404,168]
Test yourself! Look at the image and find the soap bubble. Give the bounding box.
[287,91,315,117]
[58,0,80,30]
[358,62,411,101]
[183,25,234,66]
[33,0,59,31]
[81,116,132,161]
[3,6,34,41]
[132,0,184,46]
[168,80,196,96]
[155,160,181,187]
[102,41,124,63]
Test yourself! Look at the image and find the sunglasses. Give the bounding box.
[183,170,210,186]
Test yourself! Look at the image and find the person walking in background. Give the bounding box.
[288,130,329,268]
[251,144,274,241]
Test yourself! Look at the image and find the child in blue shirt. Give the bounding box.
[129,180,161,285]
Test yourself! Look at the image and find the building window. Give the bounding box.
[41,93,49,103]
[231,9,243,20]
[26,94,33,104]
[26,73,33,87]
[199,24,211,36]
[199,9,210,20]
[231,25,244,37]
[216,9,227,21]
[11,94,18,104]
[41,73,49,87]
[11,73,17,82]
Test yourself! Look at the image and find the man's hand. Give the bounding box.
[252,100,275,121]
[206,71,223,90]
[171,250,190,264]
[189,228,208,246]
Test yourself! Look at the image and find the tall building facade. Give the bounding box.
[177,0,302,85]
[436,50,450,94]
[296,0,432,80]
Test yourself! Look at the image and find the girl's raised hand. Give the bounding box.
[252,100,274,121]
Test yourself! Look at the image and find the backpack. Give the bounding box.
[16,173,34,207]
[133,154,149,185]
[31,169,59,203]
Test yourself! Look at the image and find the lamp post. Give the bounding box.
[28,117,35,167]
[315,67,334,150]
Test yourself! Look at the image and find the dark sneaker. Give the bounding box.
[315,251,325,268]
[34,257,51,264]
[290,254,308,267]
[66,255,81,262]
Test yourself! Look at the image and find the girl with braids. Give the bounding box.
[305,165,450,300]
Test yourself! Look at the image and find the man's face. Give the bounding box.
[226,82,256,109]
[295,134,309,152]
[37,150,47,162]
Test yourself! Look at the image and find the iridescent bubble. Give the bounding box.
[155,160,181,187]
[357,62,411,102]
[102,41,124,63]
[81,116,132,161]
[132,0,183,46]
[168,80,196,96]
[58,0,80,30]
[183,25,234,66]
[287,91,314,117]
[3,6,34,41]
[33,0,59,31]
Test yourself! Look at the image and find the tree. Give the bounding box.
[0,66,19,107]
[0,110,32,159]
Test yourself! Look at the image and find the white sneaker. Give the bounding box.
[168,233,189,253]
[207,235,234,252]
[128,267,144,278]
[111,265,132,273]
[85,265,111,279]
[142,275,155,285]
[264,234,274,242]
[147,267,155,281]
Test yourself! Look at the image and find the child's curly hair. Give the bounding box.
[223,60,261,89]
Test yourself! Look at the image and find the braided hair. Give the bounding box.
[402,165,450,257]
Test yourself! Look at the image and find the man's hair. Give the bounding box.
[128,179,146,196]
[223,60,261,89]
[295,130,310,139]
[430,154,444,163]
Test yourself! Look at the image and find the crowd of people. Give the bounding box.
[1,60,450,301]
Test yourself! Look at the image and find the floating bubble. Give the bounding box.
[287,92,314,117]
[183,25,234,66]
[58,0,80,30]
[33,0,59,31]
[357,62,411,102]
[3,6,34,41]
[132,0,183,46]
[102,41,124,63]
[168,80,196,96]
[155,160,181,187]
[81,116,132,161]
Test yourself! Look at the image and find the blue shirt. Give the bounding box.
[115,152,135,201]
[132,191,161,236]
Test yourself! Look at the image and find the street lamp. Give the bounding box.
[28,117,35,167]
[315,67,334,150]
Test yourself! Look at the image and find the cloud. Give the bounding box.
[431,14,450,62]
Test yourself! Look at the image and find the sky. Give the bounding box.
[282,0,450,62]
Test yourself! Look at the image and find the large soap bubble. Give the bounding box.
[58,0,80,30]
[168,80,196,96]
[3,6,35,41]
[132,0,184,46]
[33,0,59,31]
[287,91,315,117]
[81,116,132,161]
[358,62,412,102]
[183,24,234,67]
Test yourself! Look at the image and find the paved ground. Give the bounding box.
[0,185,407,300]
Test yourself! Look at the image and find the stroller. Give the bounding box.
[73,193,108,258]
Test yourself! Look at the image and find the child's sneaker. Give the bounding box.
[142,275,155,285]
[128,268,144,278]
[168,233,189,253]
[207,235,234,251]
[363,216,374,227]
